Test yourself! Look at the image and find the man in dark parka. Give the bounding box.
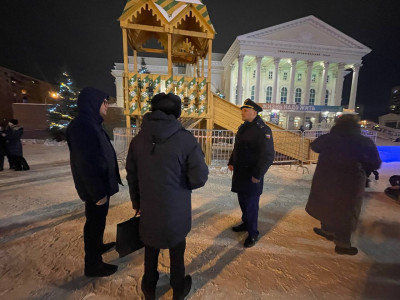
[306,114,381,255]
[66,87,122,277]
[228,99,275,248]
[126,93,208,300]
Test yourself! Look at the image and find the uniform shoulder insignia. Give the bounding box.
[265,133,271,139]
[256,120,265,129]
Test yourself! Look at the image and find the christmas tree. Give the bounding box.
[48,71,79,141]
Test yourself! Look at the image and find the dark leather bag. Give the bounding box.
[116,213,144,257]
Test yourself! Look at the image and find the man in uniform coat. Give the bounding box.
[228,99,275,248]
[67,87,122,277]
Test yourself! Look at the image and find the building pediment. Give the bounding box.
[238,15,370,51]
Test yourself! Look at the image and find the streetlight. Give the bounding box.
[45,91,59,104]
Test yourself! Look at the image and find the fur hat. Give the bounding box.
[335,114,360,125]
[151,93,182,118]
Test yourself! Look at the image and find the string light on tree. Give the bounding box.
[48,71,79,140]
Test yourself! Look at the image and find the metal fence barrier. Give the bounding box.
[113,127,378,168]
[113,127,138,167]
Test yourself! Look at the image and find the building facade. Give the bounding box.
[112,15,371,129]
[0,66,57,122]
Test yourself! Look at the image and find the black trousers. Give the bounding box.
[84,198,109,267]
[0,154,4,170]
[142,239,186,293]
[321,222,352,248]
[238,193,260,237]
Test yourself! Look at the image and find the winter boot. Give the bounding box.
[244,234,259,248]
[232,223,247,232]
[335,246,358,256]
[173,275,192,300]
[313,227,334,241]
[84,262,118,277]
[141,274,159,300]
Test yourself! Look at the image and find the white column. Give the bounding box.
[236,55,244,105]
[334,63,345,106]
[349,64,361,110]
[319,61,329,105]
[229,64,235,104]
[261,66,267,102]
[246,65,251,100]
[288,59,297,104]
[272,57,280,104]
[115,75,124,108]
[255,56,263,102]
[303,60,313,105]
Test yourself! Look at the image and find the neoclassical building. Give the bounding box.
[221,15,371,128]
[112,15,371,129]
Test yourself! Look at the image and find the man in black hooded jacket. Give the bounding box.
[126,93,208,300]
[67,87,122,277]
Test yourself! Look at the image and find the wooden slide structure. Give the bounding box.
[118,0,314,164]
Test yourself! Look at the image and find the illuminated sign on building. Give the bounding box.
[261,103,342,112]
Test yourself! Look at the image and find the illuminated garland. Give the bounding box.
[47,71,79,140]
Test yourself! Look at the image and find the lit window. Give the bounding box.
[309,89,316,105]
[283,72,288,81]
[281,87,287,104]
[311,74,316,82]
[297,73,302,81]
[295,88,302,104]
[325,90,329,106]
[266,86,272,103]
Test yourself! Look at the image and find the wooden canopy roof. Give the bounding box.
[119,0,215,64]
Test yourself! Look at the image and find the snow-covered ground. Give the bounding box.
[0,142,399,299]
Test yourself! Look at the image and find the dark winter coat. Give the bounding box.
[126,110,208,249]
[66,87,122,203]
[0,130,7,156]
[228,115,275,195]
[5,125,23,156]
[306,123,381,232]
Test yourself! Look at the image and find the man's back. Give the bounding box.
[126,110,208,249]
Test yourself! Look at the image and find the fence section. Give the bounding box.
[113,127,378,167]
[113,127,138,166]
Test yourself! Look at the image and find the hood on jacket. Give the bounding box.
[77,87,108,123]
[141,110,183,144]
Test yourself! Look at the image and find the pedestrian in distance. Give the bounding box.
[306,114,381,255]
[126,93,208,300]
[66,87,122,277]
[5,119,29,171]
[228,99,275,248]
[0,124,7,171]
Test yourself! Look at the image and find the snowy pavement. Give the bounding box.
[0,143,399,299]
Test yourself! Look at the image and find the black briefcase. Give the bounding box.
[116,214,144,257]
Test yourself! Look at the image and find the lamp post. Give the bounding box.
[45,91,59,104]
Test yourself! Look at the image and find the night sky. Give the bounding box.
[1,0,399,120]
